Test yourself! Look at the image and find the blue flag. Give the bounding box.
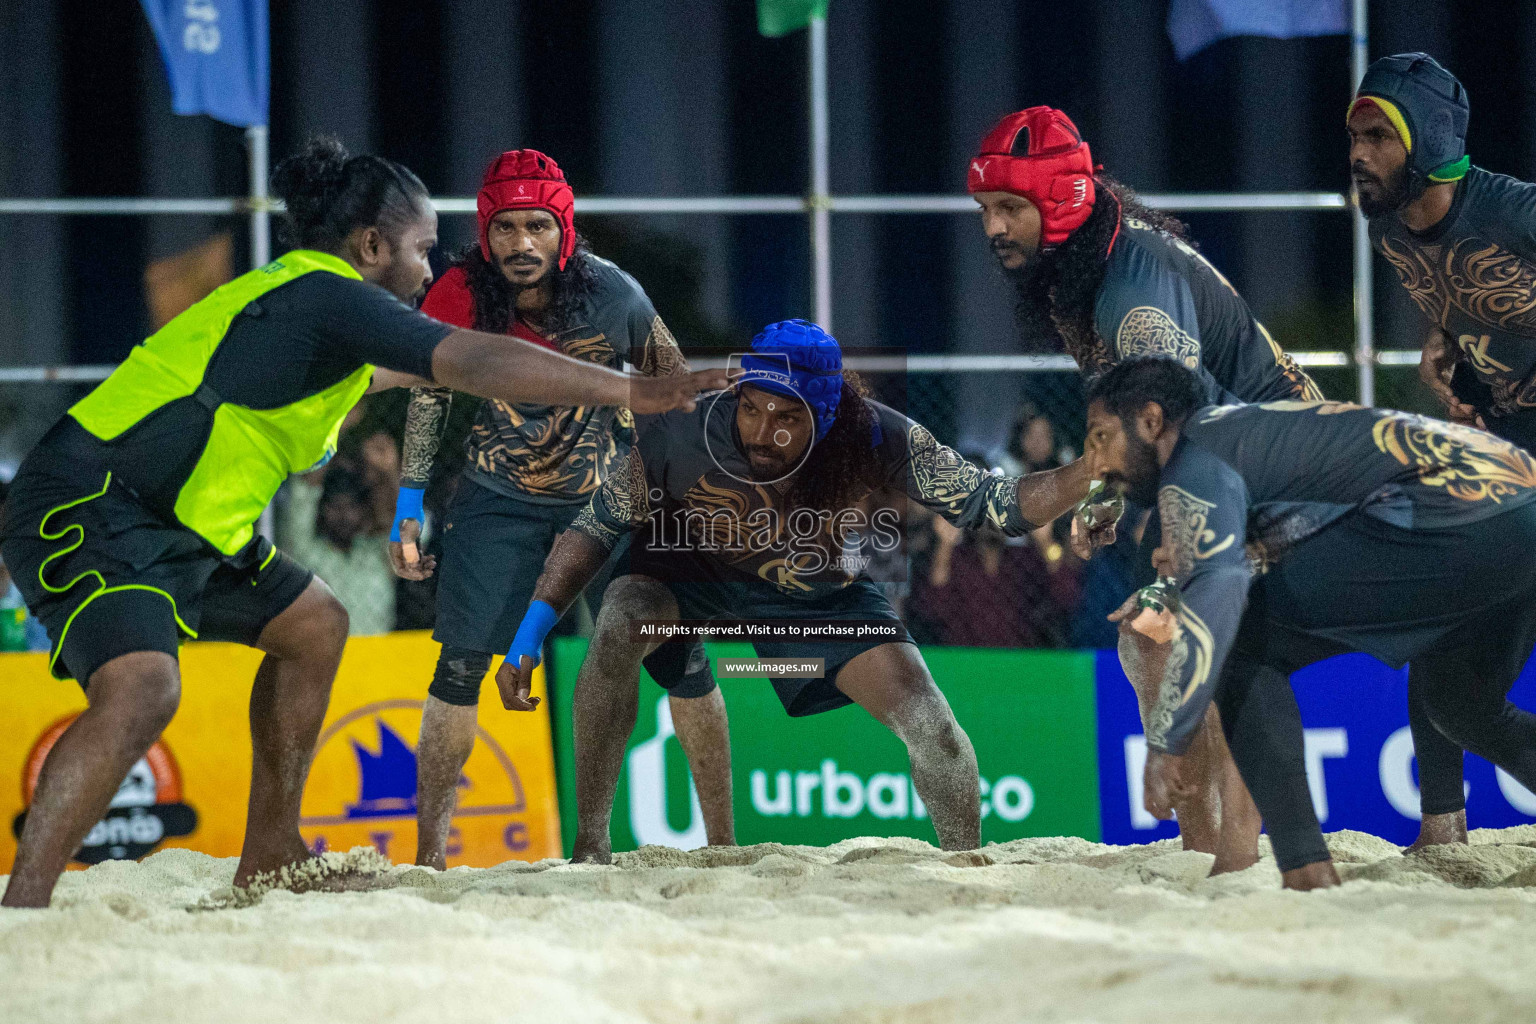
[1167,0,1348,61]
[140,0,269,127]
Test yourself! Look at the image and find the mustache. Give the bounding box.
[503,254,543,268]
[1350,162,1380,185]
[990,238,1024,256]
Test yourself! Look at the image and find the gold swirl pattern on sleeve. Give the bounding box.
[907,423,990,519]
[1115,306,1201,369]
[1255,321,1325,400]
[1372,413,1536,504]
[573,445,651,549]
[1146,604,1214,751]
[1156,485,1237,579]
[638,316,689,377]
[401,386,453,487]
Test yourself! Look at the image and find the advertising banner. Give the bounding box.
[0,632,561,873]
[1095,649,1536,846]
[547,638,1101,855]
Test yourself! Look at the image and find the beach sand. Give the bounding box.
[6,827,1536,1023]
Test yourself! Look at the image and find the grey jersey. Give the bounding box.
[1087,219,1323,405]
[1372,166,1536,417]
[1147,400,1536,755]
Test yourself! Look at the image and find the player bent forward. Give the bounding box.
[501,320,1098,860]
[1085,357,1536,888]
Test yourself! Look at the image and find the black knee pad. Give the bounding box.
[428,646,492,707]
[646,640,717,699]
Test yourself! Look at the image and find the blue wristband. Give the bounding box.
[508,600,559,668]
[390,485,425,542]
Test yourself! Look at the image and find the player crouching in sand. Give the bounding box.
[1087,357,1536,889]
[499,320,1099,860]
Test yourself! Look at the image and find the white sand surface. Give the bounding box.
[6,828,1536,1023]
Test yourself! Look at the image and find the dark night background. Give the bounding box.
[2,0,1534,460]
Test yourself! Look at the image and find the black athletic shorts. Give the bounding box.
[0,450,313,686]
[433,475,713,696]
[622,542,914,717]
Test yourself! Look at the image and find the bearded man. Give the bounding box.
[391,150,732,868]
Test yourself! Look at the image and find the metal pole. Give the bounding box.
[1350,0,1375,406]
[247,124,271,267]
[249,124,277,541]
[809,15,832,332]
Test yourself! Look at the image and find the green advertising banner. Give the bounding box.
[547,639,1101,855]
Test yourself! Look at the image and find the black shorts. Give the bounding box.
[0,461,313,686]
[433,476,712,695]
[1232,503,1536,682]
[623,543,913,717]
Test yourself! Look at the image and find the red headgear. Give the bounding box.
[477,149,577,270]
[967,107,1096,248]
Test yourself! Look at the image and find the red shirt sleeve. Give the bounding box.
[420,266,475,330]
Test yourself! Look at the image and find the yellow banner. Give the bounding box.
[0,632,560,873]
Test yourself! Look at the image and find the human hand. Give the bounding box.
[1420,330,1479,424]
[627,368,731,414]
[495,655,542,712]
[387,517,436,580]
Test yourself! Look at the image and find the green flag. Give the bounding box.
[757,0,828,37]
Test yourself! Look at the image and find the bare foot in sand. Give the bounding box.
[569,834,613,865]
[1281,860,1341,891]
[231,848,393,902]
[232,837,316,890]
[1406,810,1468,853]
[1209,850,1260,876]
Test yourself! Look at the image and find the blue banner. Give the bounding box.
[140,1,269,127]
[1166,0,1348,61]
[1096,650,1536,847]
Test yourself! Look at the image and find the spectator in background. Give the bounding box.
[995,401,1077,478]
[993,404,1080,573]
[277,433,400,637]
[909,451,1080,649]
[0,476,50,652]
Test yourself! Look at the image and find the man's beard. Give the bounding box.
[1106,430,1161,508]
[1353,161,1411,218]
[502,254,552,291]
[1000,254,1062,352]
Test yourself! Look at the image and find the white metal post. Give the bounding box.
[247,124,271,267]
[1350,0,1375,405]
[809,15,832,332]
[249,124,276,540]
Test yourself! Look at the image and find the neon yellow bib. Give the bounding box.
[69,250,374,555]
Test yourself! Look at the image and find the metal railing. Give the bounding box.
[0,7,1380,394]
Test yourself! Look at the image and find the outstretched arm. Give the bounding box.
[1014,457,1097,532]
[431,328,725,414]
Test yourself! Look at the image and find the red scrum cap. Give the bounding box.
[967,107,1096,247]
[477,149,577,270]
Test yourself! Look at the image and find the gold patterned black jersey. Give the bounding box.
[1371,166,1536,421]
[1145,400,1536,755]
[570,394,1032,600]
[1086,219,1323,405]
[401,255,686,504]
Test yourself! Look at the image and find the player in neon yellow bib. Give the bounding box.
[0,138,723,908]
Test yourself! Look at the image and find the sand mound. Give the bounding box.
[6,829,1536,1022]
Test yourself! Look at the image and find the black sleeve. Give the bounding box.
[309,274,455,380]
